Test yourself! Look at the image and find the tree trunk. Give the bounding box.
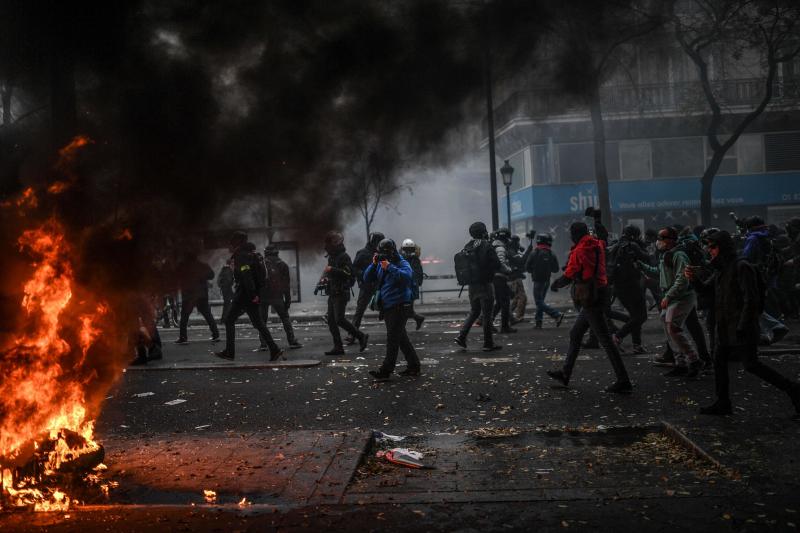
[699,151,724,226]
[588,85,613,229]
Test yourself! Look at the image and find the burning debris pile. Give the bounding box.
[0,139,125,511]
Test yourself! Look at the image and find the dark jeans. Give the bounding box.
[533,280,560,322]
[179,296,219,340]
[379,305,421,374]
[220,290,233,323]
[225,298,277,356]
[260,298,296,345]
[714,344,794,402]
[686,308,711,362]
[460,283,495,347]
[328,295,360,349]
[492,277,511,328]
[614,283,647,346]
[561,288,630,383]
[352,284,375,330]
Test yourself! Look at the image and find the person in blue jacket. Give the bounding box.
[364,238,421,381]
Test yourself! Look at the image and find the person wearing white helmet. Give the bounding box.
[401,238,425,330]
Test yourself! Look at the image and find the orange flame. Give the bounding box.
[115,228,133,241]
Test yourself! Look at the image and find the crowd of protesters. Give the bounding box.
[130,212,800,420]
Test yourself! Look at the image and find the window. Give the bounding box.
[765,132,800,171]
[507,149,530,192]
[738,134,763,174]
[532,144,553,185]
[557,142,620,183]
[620,140,651,180]
[652,137,703,178]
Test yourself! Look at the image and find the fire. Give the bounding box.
[203,489,217,504]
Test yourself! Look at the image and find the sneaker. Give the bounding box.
[555,313,565,328]
[269,348,285,362]
[215,350,235,361]
[399,367,421,377]
[174,338,189,345]
[664,365,688,377]
[415,316,425,331]
[359,333,369,353]
[535,321,543,329]
[253,345,269,352]
[288,340,303,349]
[546,369,569,387]
[324,348,345,356]
[652,352,675,367]
[685,361,702,379]
[700,400,733,416]
[209,335,221,343]
[369,370,391,382]
[454,336,467,349]
[499,327,517,334]
[604,381,633,394]
[482,345,502,352]
[631,344,648,355]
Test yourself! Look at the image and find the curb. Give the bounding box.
[659,420,726,471]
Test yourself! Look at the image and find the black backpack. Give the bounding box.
[530,248,555,281]
[454,241,484,286]
[670,239,705,267]
[607,242,639,283]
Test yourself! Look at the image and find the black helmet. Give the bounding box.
[622,225,641,240]
[378,238,396,254]
[494,227,511,241]
[325,231,344,247]
[536,233,553,245]
[699,227,720,243]
[264,244,278,256]
[569,222,589,244]
[705,229,735,255]
[469,221,488,239]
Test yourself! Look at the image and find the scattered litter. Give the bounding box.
[376,448,423,460]
[471,427,521,438]
[164,398,187,406]
[194,424,211,430]
[373,430,405,443]
[132,392,154,397]
[377,449,432,469]
[119,424,129,428]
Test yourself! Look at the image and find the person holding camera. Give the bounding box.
[365,239,421,381]
[546,221,632,394]
[321,231,368,356]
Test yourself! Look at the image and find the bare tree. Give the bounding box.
[672,0,800,225]
[352,148,411,241]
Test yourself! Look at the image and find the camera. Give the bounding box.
[584,207,602,222]
[313,277,329,296]
[525,229,537,240]
[376,252,391,263]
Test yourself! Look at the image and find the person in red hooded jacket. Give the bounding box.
[546,221,632,394]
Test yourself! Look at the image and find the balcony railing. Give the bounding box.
[490,77,800,133]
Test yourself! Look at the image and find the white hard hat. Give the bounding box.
[401,238,416,249]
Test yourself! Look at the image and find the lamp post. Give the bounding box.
[500,159,514,231]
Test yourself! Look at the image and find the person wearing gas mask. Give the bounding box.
[258,244,301,350]
[491,227,516,333]
[455,221,507,351]
[637,227,702,378]
[546,222,632,394]
[321,231,368,356]
[365,239,421,381]
[607,225,650,354]
[400,238,426,330]
[215,232,283,362]
[350,232,385,340]
[687,231,800,419]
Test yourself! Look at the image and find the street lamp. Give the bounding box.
[500,159,514,231]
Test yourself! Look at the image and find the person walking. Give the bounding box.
[217,259,234,324]
[687,231,800,419]
[350,232,384,341]
[545,222,632,393]
[215,232,283,362]
[454,221,508,351]
[524,233,564,328]
[175,252,220,344]
[607,225,649,354]
[258,244,302,349]
[400,238,426,330]
[366,239,421,381]
[321,231,368,356]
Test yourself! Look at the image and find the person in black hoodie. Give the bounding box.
[687,230,800,418]
[321,231,368,356]
[525,233,564,328]
[215,232,283,362]
[175,252,219,344]
[351,232,384,337]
